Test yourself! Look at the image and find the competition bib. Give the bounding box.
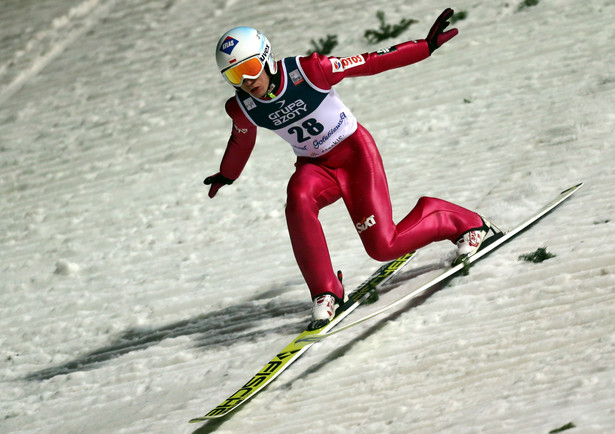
[236,56,357,157]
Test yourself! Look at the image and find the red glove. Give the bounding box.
[426,8,458,53]
[204,172,234,198]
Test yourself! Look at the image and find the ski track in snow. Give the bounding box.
[1,0,614,433]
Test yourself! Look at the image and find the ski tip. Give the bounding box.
[562,182,584,194]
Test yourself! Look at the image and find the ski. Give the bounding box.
[297,182,584,343]
[189,251,416,422]
[190,183,582,422]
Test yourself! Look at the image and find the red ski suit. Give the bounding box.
[216,39,482,300]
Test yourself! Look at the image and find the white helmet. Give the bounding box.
[215,26,277,87]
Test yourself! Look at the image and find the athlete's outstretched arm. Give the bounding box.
[204,97,257,198]
[302,8,458,87]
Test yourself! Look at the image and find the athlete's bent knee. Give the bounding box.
[363,242,396,262]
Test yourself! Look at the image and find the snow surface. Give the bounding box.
[1,0,614,433]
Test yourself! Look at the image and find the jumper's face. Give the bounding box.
[239,70,270,99]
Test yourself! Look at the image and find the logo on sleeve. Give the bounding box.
[233,123,248,134]
[220,36,238,55]
[331,57,344,73]
[376,46,397,55]
[340,55,365,70]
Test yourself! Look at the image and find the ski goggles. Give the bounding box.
[222,56,264,86]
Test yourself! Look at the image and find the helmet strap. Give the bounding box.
[265,86,276,99]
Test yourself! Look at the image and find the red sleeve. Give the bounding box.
[299,39,431,88]
[218,97,258,180]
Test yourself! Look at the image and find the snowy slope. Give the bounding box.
[1,0,614,433]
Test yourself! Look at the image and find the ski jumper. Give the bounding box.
[217,39,483,300]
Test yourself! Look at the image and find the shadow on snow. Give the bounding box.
[24,294,310,382]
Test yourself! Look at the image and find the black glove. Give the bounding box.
[426,8,459,53]
[204,172,234,198]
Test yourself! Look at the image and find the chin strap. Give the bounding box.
[264,67,281,99]
[265,85,277,99]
